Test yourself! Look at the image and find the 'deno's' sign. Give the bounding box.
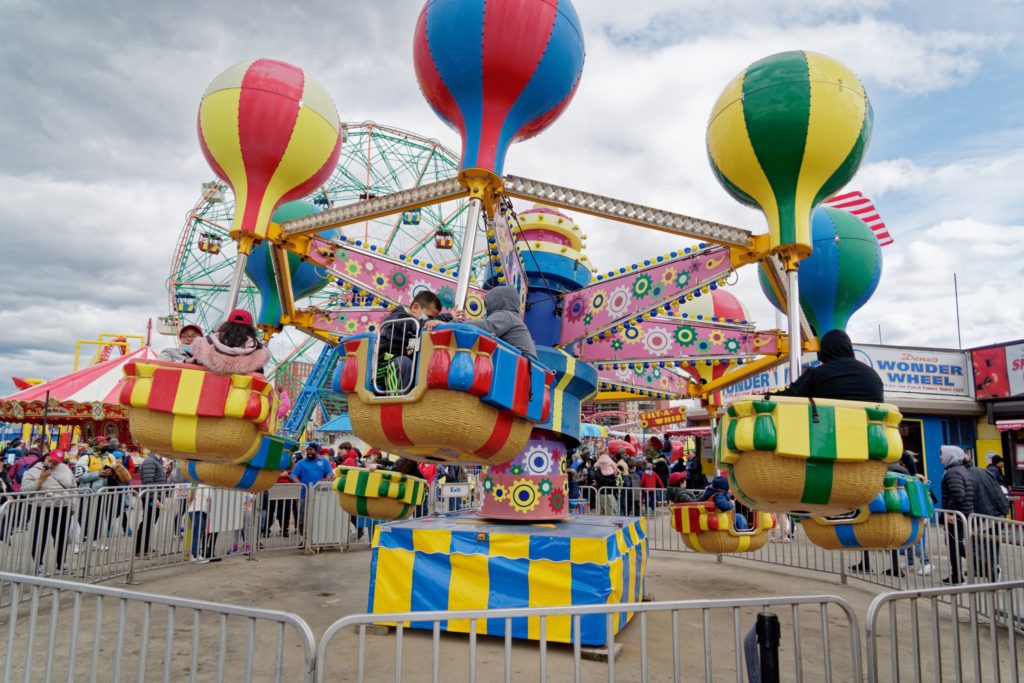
[639,406,687,429]
[719,345,971,400]
[854,345,970,397]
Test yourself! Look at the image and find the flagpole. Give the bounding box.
[953,273,962,349]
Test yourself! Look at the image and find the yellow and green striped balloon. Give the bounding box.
[707,51,872,258]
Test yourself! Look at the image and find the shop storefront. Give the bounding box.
[971,340,1024,495]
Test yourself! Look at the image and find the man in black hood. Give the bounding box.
[775,329,883,403]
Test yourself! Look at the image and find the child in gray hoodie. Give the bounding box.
[461,286,537,358]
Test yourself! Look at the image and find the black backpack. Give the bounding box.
[973,468,1010,517]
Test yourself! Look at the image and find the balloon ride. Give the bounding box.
[122,0,902,648]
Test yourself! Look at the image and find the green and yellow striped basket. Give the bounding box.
[802,472,934,550]
[716,396,902,515]
[332,466,427,521]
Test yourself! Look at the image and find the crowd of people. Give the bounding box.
[568,439,717,516]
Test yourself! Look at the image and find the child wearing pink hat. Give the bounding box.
[189,309,269,375]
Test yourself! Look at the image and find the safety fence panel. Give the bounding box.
[731,509,970,594]
[967,513,1024,586]
[253,483,308,553]
[866,580,1024,683]
[316,595,862,683]
[594,486,689,553]
[306,481,349,551]
[1,489,140,587]
[0,571,317,683]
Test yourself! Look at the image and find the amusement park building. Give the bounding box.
[968,339,1024,496]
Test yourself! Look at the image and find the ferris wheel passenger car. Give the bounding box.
[335,323,553,466]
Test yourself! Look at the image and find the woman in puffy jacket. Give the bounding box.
[940,445,975,584]
[189,309,269,375]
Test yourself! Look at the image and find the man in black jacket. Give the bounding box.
[376,290,443,391]
[940,445,975,584]
[970,463,1010,581]
[775,329,883,403]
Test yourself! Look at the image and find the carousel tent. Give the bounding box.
[0,346,159,443]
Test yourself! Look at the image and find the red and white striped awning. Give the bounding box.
[824,191,893,246]
[2,346,159,404]
[996,420,1024,432]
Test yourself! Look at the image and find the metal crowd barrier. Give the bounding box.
[0,571,317,683]
[316,594,862,683]
[967,513,1024,585]
[866,579,1024,682]
[578,488,983,595]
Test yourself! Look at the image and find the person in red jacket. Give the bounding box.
[639,463,664,513]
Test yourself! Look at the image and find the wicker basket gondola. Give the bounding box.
[333,466,427,521]
[801,472,934,550]
[669,501,775,554]
[119,361,279,464]
[717,396,903,515]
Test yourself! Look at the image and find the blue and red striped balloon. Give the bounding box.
[413,0,585,175]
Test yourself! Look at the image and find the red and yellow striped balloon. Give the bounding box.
[198,59,342,240]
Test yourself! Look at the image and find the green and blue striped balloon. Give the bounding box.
[758,206,882,335]
[707,51,873,258]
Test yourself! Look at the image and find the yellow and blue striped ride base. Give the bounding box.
[368,512,648,646]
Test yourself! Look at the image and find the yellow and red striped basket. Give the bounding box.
[119,361,279,464]
[670,501,775,554]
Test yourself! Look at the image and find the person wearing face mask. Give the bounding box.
[376,290,443,392]
[21,450,76,574]
[288,443,335,538]
[160,324,203,363]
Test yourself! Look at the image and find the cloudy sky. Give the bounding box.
[1,0,1022,394]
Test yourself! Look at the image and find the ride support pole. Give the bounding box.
[453,197,483,311]
[785,265,801,383]
[225,235,256,313]
[756,611,781,683]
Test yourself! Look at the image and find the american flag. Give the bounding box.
[824,191,893,246]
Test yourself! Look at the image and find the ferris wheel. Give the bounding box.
[165,121,481,377]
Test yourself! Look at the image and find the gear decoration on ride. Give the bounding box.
[332,466,427,521]
[245,200,336,330]
[669,500,776,554]
[715,396,903,515]
[480,433,567,520]
[198,59,342,242]
[413,0,585,175]
[118,361,280,464]
[334,327,553,465]
[800,472,934,550]
[707,51,872,258]
[758,206,883,336]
